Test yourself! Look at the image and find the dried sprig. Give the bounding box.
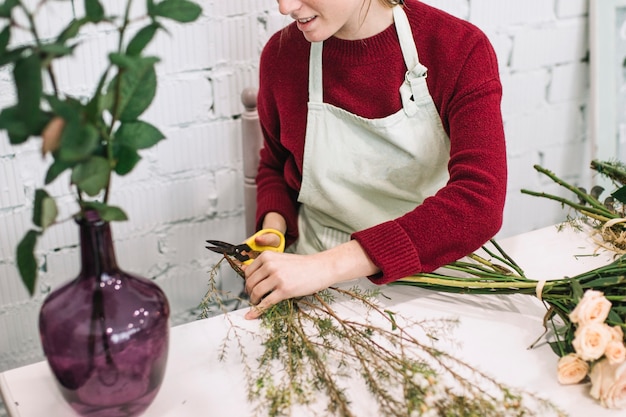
[201,254,565,417]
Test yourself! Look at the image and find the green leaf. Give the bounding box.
[152,0,202,23]
[38,43,74,58]
[582,275,626,288]
[108,53,159,69]
[71,156,110,196]
[57,18,89,43]
[0,106,49,144]
[82,201,128,221]
[0,46,26,66]
[115,120,165,149]
[570,278,583,302]
[32,189,58,230]
[14,54,43,128]
[547,340,567,357]
[612,185,626,205]
[45,158,73,184]
[126,23,160,56]
[57,121,99,162]
[0,25,9,57]
[84,0,105,22]
[46,95,82,121]
[0,0,18,18]
[85,69,113,121]
[608,308,624,325]
[147,0,156,15]
[16,230,40,296]
[113,144,141,175]
[107,61,158,121]
[0,106,30,143]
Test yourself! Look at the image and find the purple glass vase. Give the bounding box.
[39,212,170,416]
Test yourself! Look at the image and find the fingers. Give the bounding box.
[247,275,275,305]
[245,302,267,320]
[243,253,282,319]
[245,290,281,320]
[254,231,281,247]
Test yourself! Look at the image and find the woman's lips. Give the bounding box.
[296,16,316,31]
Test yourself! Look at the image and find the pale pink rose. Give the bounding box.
[556,353,589,384]
[569,290,612,325]
[589,358,626,409]
[572,322,613,361]
[610,325,624,343]
[605,341,626,365]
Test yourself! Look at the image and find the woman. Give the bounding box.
[242,0,507,319]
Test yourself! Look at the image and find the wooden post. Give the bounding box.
[241,87,263,236]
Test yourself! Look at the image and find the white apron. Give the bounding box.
[294,5,450,254]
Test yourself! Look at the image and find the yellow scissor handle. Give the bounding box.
[242,228,285,265]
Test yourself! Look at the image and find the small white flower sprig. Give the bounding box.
[557,290,626,409]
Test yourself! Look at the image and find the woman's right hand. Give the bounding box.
[259,211,287,244]
[253,229,283,248]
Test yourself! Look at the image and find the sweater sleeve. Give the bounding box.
[255,123,300,246]
[353,33,507,284]
[255,28,304,246]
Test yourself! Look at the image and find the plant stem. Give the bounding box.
[520,189,616,220]
[103,0,133,203]
[591,160,626,186]
[527,164,613,214]
[17,1,60,95]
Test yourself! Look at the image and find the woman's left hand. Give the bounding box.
[243,251,334,319]
[242,240,380,320]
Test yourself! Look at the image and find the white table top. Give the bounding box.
[1,224,622,416]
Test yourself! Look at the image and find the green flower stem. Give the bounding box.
[520,189,616,220]
[591,160,626,186]
[482,239,524,275]
[529,164,611,212]
[397,274,543,292]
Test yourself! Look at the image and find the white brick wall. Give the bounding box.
[0,0,596,413]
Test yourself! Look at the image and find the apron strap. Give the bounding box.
[309,42,323,103]
[392,5,427,78]
[393,5,428,115]
[309,7,427,107]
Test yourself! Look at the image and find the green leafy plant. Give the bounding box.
[0,0,202,295]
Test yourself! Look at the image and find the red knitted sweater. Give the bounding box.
[256,0,507,284]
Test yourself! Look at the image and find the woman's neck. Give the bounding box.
[335,3,394,40]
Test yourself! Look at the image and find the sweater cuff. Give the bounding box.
[352,221,422,285]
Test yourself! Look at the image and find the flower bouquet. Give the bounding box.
[394,160,626,410]
[558,290,625,409]
[393,244,626,410]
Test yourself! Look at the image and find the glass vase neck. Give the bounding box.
[78,211,118,276]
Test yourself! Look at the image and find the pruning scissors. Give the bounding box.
[205,228,286,265]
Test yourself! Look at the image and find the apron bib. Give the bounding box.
[294,5,450,254]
